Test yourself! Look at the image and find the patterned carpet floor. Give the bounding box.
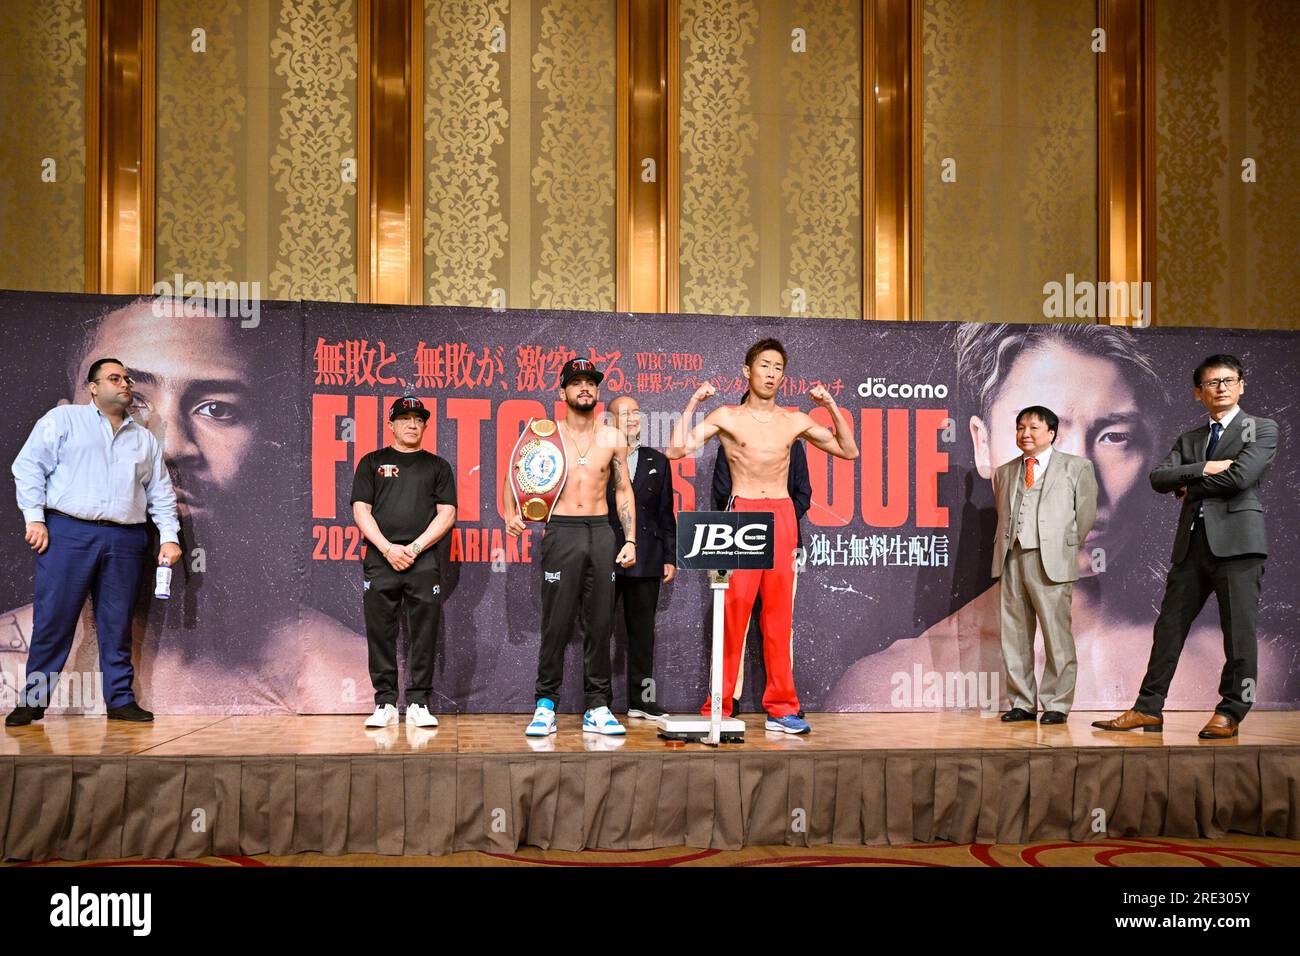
[6,836,1298,867]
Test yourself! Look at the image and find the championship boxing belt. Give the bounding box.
[508,418,569,522]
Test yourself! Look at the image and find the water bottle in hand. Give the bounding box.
[154,560,173,600]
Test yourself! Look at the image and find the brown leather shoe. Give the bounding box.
[1091,708,1163,732]
[1198,713,1239,739]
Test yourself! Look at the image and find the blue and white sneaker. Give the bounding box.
[525,698,557,737]
[765,713,811,734]
[582,706,626,736]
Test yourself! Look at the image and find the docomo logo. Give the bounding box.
[856,378,949,400]
[683,522,768,559]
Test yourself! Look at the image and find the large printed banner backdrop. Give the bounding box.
[0,291,1296,715]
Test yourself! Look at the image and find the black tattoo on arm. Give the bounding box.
[614,447,634,539]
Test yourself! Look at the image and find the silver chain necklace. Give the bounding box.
[564,421,594,466]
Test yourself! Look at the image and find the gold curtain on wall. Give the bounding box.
[7,0,1300,333]
[677,0,863,319]
[422,0,617,312]
[1155,0,1300,330]
[920,0,1097,324]
[0,0,87,293]
[154,0,359,300]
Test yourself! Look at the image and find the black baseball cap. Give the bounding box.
[389,396,430,421]
[561,357,603,387]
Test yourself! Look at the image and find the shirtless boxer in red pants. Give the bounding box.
[667,339,859,733]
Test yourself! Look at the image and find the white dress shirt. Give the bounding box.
[1207,405,1240,454]
[11,402,180,544]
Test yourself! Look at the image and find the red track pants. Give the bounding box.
[701,496,800,718]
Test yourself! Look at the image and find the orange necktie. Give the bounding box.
[1025,457,1037,489]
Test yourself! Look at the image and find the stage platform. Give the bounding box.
[3,712,1298,859]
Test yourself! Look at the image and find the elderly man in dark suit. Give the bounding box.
[606,396,677,719]
[1094,355,1277,739]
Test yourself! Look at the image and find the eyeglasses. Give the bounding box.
[97,373,135,386]
[1199,376,1240,390]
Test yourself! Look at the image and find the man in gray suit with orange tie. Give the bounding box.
[1094,355,1276,739]
[993,405,1097,725]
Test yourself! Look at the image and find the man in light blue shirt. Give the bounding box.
[6,357,180,726]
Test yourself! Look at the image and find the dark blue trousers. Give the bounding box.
[22,512,149,710]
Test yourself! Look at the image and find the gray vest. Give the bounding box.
[1011,458,1045,549]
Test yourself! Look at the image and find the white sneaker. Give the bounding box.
[583,706,626,736]
[525,701,557,737]
[364,703,398,727]
[405,703,439,728]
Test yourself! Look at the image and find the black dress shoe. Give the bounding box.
[107,701,154,722]
[5,705,46,727]
[627,701,667,719]
[1039,711,1068,725]
[1000,707,1036,722]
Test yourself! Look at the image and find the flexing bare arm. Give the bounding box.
[800,385,859,460]
[667,382,723,460]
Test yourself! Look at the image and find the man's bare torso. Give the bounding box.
[715,405,809,499]
[552,420,619,516]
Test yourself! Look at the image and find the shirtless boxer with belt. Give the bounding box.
[504,358,638,737]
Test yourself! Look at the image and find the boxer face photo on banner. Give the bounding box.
[0,297,367,715]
